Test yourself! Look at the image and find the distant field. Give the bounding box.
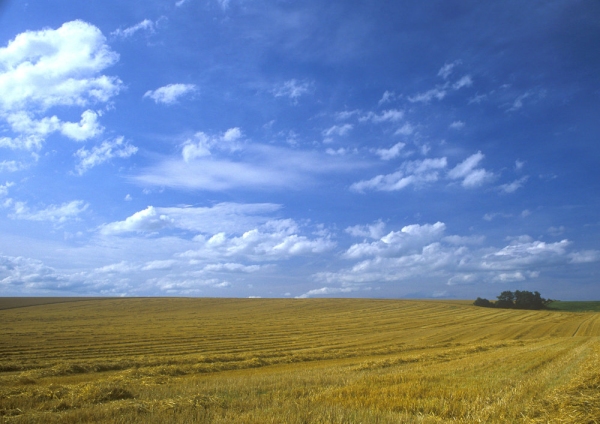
[0,297,113,310]
[548,300,600,312]
[1,298,599,423]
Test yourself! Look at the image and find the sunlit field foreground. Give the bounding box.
[1,298,600,423]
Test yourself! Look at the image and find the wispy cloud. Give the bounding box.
[101,202,282,236]
[74,136,137,175]
[112,19,155,38]
[375,142,405,160]
[359,109,404,123]
[351,157,447,192]
[272,79,311,103]
[322,124,353,138]
[135,143,361,191]
[9,200,88,223]
[499,176,528,193]
[447,151,494,188]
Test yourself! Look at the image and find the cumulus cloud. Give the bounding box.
[0,20,120,112]
[272,79,311,102]
[180,219,335,261]
[0,254,82,293]
[351,157,447,192]
[100,206,175,235]
[315,219,598,293]
[144,83,197,105]
[344,222,446,259]
[181,128,242,162]
[9,200,88,223]
[447,151,494,188]
[74,136,138,174]
[1,110,103,150]
[0,20,120,150]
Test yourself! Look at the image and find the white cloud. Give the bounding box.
[112,19,155,38]
[449,121,465,129]
[344,222,446,259]
[335,110,360,120]
[395,123,415,136]
[9,200,88,223]
[345,220,386,239]
[375,142,405,160]
[0,21,120,150]
[508,91,531,111]
[142,260,177,271]
[482,239,572,270]
[316,219,594,292]
[452,75,473,90]
[181,128,242,162]
[322,124,353,137]
[351,157,447,192]
[378,90,396,105]
[499,176,528,193]
[359,109,404,123]
[202,263,263,273]
[100,206,175,235]
[144,83,197,105]
[101,202,282,236]
[325,147,348,156]
[0,161,26,172]
[60,110,104,141]
[0,254,83,293]
[296,286,359,298]
[447,151,493,188]
[181,219,335,261]
[136,143,360,191]
[272,79,311,102]
[438,61,460,79]
[0,20,120,112]
[74,136,138,174]
[0,181,14,197]
[408,87,447,103]
[569,250,600,264]
[2,109,103,149]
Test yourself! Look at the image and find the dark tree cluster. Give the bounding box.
[474,290,552,310]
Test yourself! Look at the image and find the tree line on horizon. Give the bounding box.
[474,290,553,310]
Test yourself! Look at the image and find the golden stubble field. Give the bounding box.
[1,297,600,423]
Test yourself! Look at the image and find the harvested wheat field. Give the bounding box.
[1,297,600,423]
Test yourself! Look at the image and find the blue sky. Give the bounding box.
[0,0,599,299]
